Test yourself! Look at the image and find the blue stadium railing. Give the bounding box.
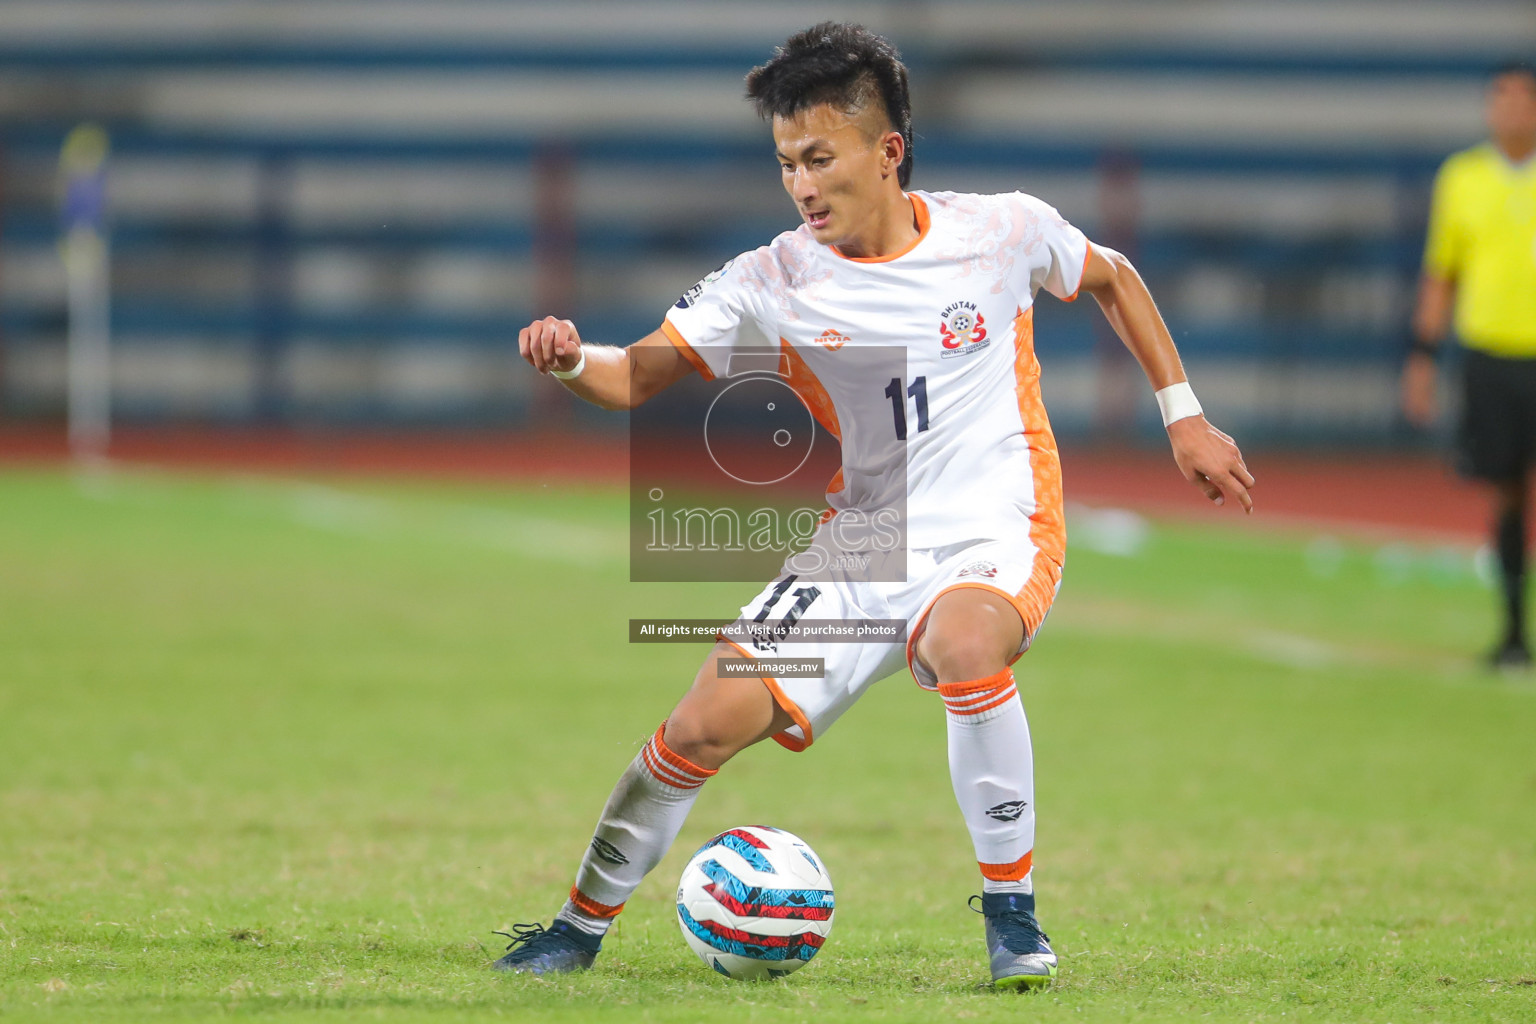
[0,111,1451,436]
[0,40,1512,78]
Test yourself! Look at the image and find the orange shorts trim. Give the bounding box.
[716,634,815,751]
[907,578,1054,690]
[978,851,1034,882]
[569,886,624,919]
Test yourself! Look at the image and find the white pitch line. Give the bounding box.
[238,477,629,567]
[72,465,627,567]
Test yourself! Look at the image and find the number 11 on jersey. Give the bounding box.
[884,376,930,441]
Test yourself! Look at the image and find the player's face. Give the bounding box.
[773,104,900,248]
[1486,72,1536,149]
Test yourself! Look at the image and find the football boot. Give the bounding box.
[972,891,1058,989]
[491,920,601,974]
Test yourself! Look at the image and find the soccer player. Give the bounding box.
[502,23,1254,987]
[1401,59,1536,669]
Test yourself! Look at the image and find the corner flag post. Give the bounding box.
[59,124,111,460]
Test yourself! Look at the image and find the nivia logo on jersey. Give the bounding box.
[939,300,989,358]
[675,258,735,309]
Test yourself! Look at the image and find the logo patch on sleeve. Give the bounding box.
[675,259,736,309]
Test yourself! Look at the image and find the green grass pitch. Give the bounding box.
[1,465,1533,1022]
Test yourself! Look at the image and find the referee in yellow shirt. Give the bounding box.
[1403,60,1536,668]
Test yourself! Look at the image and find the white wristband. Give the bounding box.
[549,347,586,380]
[1154,381,1202,427]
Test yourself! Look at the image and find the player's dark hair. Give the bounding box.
[746,22,914,188]
[1492,58,1536,85]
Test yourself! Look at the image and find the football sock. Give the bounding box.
[555,722,716,938]
[939,668,1036,897]
[1496,505,1526,648]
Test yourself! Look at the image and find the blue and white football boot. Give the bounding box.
[491,920,601,974]
[973,892,1058,989]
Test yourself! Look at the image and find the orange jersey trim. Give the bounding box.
[779,338,845,501]
[660,319,715,381]
[1059,242,1094,303]
[778,339,842,441]
[1012,306,1067,617]
[568,886,624,919]
[831,193,930,264]
[904,308,1064,690]
[978,851,1034,883]
[717,634,814,751]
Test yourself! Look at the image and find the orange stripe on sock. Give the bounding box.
[939,671,1018,715]
[946,686,1019,716]
[979,851,1034,882]
[942,683,1016,710]
[569,886,624,919]
[641,741,700,790]
[653,722,717,781]
[937,668,1015,701]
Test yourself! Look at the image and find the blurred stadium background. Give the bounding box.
[7,6,1536,1017]
[2,0,1533,457]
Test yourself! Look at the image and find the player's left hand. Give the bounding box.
[1167,416,1255,513]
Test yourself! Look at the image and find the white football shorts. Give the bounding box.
[717,534,1062,752]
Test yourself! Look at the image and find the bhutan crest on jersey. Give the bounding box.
[939,300,990,358]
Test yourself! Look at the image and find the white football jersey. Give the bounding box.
[661,190,1089,578]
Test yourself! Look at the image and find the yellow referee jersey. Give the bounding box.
[1423,143,1536,356]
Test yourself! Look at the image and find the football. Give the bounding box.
[675,825,835,980]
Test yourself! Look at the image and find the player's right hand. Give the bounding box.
[1400,352,1438,426]
[519,315,583,375]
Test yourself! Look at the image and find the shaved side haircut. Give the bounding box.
[745,21,914,187]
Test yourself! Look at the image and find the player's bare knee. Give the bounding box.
[920,625,1012,686]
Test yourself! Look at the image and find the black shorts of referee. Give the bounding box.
[1459,348,1536,482]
